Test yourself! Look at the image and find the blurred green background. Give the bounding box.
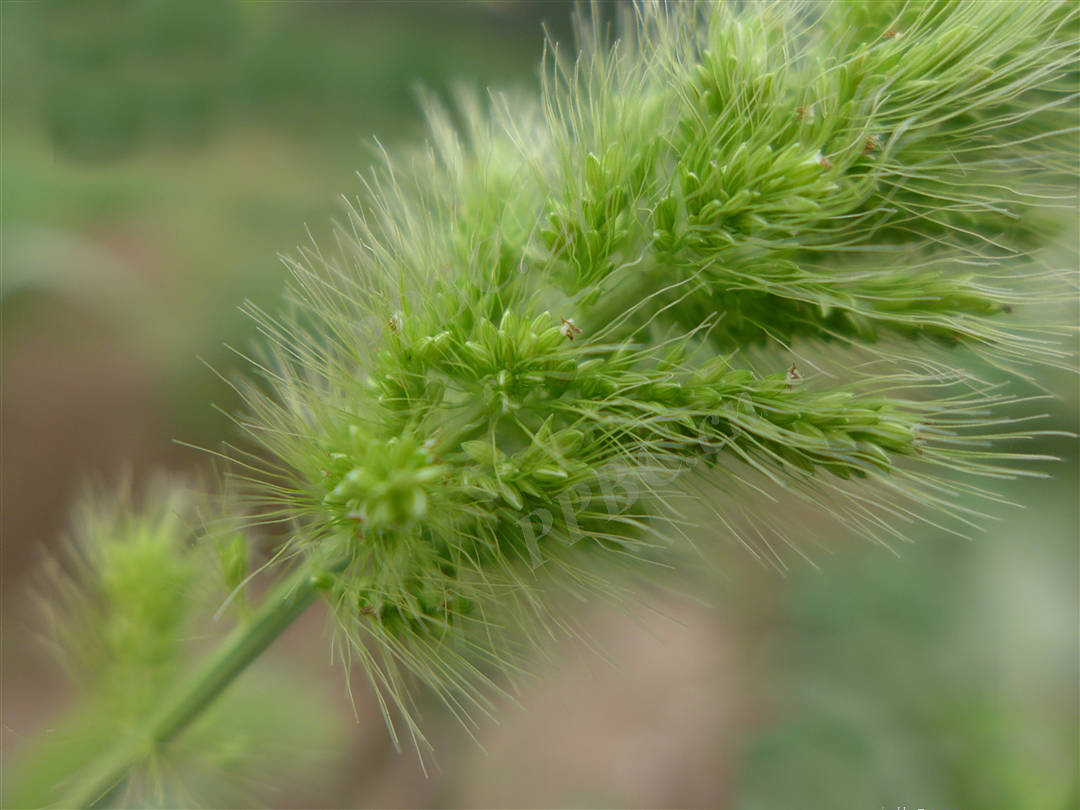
[2,2,1076,808]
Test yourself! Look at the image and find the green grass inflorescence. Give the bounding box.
[215,0,1078,757]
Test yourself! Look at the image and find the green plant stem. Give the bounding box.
[55,545,350,809]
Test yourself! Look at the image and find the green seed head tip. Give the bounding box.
[322,429,446,530]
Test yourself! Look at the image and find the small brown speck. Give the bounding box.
[785,361,802,390]
[560,317,582,341]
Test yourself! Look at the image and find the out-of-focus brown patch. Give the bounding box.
[2,331,182,590]
[1,296,201,761]
[446,598,754,808]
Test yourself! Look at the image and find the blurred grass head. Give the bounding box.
[13,480,345,808]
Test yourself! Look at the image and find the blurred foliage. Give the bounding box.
[9,0,575,160]
[1,0,575,440]
[735,462,1078,810]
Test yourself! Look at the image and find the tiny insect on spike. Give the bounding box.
[884,28,904,40]
[560,317,582,341]
[795,104,815,124]
[862,135,882,155]
[785,361,802,390]
[817,153,834,169]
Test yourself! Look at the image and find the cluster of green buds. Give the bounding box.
[225,0,1076,756]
